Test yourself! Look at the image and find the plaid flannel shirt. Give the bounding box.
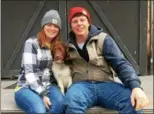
[17,37,53,97]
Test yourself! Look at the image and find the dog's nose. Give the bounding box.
[55,54,63,60]
[56,55,61,60]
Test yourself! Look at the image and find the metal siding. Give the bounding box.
[1,0,148,78]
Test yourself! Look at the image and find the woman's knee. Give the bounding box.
[30,104,46,113]
[14,88,46,113]
[15,95,46,113]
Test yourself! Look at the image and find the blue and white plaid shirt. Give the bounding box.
[17,36,54,96]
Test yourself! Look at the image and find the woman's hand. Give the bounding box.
[43,96,51,109]
[131,88,149,110]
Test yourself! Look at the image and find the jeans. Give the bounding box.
[14,85,64,113]
[64,81,143,114]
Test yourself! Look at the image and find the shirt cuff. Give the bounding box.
[40,90,50,98]
[128,80,143,90]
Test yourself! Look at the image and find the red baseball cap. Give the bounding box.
[68,6,91,24]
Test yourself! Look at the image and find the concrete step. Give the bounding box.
[1,76,153,114]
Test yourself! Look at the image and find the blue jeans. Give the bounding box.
[14,85,64,113]
[64,81,143,114]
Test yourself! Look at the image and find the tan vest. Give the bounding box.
[67,32,115,82]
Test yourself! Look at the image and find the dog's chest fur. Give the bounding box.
[52,62,71,88]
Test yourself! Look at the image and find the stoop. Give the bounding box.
[1,76,153,114]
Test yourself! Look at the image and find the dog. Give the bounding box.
[51,41,72,95]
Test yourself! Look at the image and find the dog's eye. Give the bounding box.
[59,47,65,51]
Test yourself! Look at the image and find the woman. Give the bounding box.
[14,9,65,113]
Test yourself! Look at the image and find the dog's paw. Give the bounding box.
[61,90,65,96]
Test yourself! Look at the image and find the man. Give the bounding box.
[64,6,149,114]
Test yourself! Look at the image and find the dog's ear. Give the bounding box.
[64,47,72,65]
[63,45,67,60]
[65,46,71,61]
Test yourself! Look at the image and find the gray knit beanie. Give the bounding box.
[41,9,61,29]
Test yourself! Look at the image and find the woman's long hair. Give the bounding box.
[37,28,60,50]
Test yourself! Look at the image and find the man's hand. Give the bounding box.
[43,96,51,109]
[131,88,149,110]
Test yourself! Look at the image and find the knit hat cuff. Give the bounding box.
[41,17,61,29]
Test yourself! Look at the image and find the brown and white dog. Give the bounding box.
[51,41,72,95]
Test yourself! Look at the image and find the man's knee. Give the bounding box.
[65,91,81,107]
[49,94,65,113]
[64,92,86,114]
[64,88,89,109]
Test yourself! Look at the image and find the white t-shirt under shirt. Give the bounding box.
[77,42,85,50]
